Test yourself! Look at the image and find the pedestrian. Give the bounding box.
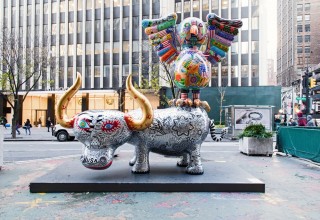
[46,117,53,132]
[24,119,32,135]
[288,118,297,126]
[306,115,315,127]
[297,112,306,126]
[16,122,21,135]
[1,117,7,129]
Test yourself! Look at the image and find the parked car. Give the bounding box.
[52,124,75,142]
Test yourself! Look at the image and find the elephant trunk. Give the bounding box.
[55,72,82,128]
[124,74,154,131]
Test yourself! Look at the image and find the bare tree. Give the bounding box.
[0,28,55,138]
[216,85,227,125]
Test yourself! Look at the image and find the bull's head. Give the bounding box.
[55,73,154,169]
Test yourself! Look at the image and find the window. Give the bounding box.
[203,0,209,10]
[104,0,110,8]
[86,1,92,9]
[231,66,238,77]
[231,42,238,54]
[77,22,82,33]
[52,2,58,13]
[297,25,302,32]
[69,23,74,33]
[221,0,228,9]
[305,46,310,53]
[86,21,92,32]
[77,0,83,10]
[94,66,100,77]
[251,41,258,53]
[104,65,110,77]
[95,43,101,54]
[193,0,200,11]
[241,65,248,77]
[104,42,110,53]
[123,0,130,6]
[242,18,248,30]
[104,19,110,30]
[231,0,238,8]
[95,20,101,32]
[69,0,75,11]
[305,3,310,11]
[297,15,302,22]
[297,47,302,53]
[95,0,102,8]
[305,24,310,32]
[68,45,74,56]
[123,17,129,30]
[60,1,66,13]
[305,35,310,43]
[252,17,258,29]
[114,0,121,7]
[251,0,259,6]
[305,14,310,21]
[77,44,82,55]
[184,1,190,12]
[297,35,303,43]
[36,4,40,15]
[44,3,48,14]
[241,42,248,54]
[52,24,57,35]
[60,45,66,56]
[241,0,248,7]
[86,44,91,55]
[175,2,182,13]
[60,23,66,34]
[123,41,129,52]
[113,18,120,30]
[211,0,219,10]
[113,42,119,53]
[297,4,303,11]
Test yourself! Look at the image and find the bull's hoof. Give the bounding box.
[131,163,150,173]
[131,169,150,174]
[177,161,188,167]
[129,157,136,166]
[186,166,204,175]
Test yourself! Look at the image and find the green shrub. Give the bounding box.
[238,124,273,139]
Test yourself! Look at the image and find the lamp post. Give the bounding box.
[305,67,310,115]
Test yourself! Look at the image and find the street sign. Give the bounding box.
[296,97,306,101]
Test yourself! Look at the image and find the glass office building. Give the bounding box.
[0,0,275,125]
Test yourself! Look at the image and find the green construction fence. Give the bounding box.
[277,126,320,163]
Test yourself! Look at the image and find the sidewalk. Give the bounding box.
[3,126,56,141]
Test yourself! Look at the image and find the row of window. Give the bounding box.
[297,46,311,54]
[3,0,154,11]
[175,0,259,12]
[297,3,310,12]
[297,24,310,32]
[297,14,310,22]
[297,35,310,43]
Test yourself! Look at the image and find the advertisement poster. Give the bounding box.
[235,108,271,130]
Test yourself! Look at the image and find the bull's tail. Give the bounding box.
[209,119,227,142]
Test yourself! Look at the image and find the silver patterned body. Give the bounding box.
[73,107,209,174]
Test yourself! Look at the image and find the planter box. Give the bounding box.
[239,137,273,156]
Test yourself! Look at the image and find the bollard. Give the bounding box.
[0,126,4,170]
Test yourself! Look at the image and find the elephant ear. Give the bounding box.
[142,13,179,64]
[204,13,242,64]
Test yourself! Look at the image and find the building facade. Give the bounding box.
[277,0,320,87]
[0,0,277,126]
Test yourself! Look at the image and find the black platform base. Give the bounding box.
[30,154,265,193]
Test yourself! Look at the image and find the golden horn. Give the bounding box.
[124,74,154,130]
[55,72,82,128]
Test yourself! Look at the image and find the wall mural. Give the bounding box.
[55,13,241,175]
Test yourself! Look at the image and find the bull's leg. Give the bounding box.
[177,153,190,167]
[131,145,150,173]
[186,144,204,174]
[129,146,137,166]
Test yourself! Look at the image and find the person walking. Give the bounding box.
[16,122,21,135]
[306,115,315,127]
[297,112,306,126]
[24,119,32,135]
[46,117,53,132]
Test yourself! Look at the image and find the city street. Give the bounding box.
[1,141,319,219]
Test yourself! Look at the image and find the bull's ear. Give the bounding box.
[55,72,81,128]
[124,74,153,131]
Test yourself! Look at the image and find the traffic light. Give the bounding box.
[309,78,316,88]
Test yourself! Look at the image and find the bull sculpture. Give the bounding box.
[56,73,217,175]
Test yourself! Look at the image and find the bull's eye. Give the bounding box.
[78,120,90,129]
[102,120,121,133]
[105,123,114,129]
